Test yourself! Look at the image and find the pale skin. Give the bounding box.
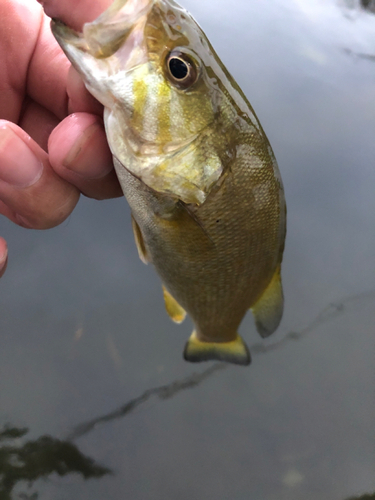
[0,0,113,279]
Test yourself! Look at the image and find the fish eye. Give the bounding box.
[169,58,189,80]
[166,51,199,89]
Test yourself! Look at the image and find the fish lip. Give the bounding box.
[52,0,156,59]
[51,18,89,52]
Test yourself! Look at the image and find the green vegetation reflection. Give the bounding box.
[348,494,375,500]
[0,425,111,500]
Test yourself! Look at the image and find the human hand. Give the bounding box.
[0,0,118,278]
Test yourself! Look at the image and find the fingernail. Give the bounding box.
[0,126,44,188]
[63,120,113,179]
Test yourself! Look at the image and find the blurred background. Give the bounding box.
[1,0,374,498]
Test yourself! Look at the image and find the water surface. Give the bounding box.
[1,0,375,498]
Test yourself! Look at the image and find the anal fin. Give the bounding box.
[163,286,186,324]
[131,214,149,264]
[183,331,251,366]
[251,265,284,338]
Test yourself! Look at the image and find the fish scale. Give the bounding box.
[52,0,286,365]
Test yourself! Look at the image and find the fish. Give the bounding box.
[51,0,286,366]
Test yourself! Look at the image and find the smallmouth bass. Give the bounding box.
[52,0,286,366]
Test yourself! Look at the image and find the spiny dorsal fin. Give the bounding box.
[131,214,149,264]
[251,265,284,338]
[184,331,251,366]
[162,286,186,324]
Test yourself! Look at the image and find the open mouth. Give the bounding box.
[51,0,155,58]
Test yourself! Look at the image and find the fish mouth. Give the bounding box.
[51,0,157,109]
[51,0,155,58]
[51,20,89,54]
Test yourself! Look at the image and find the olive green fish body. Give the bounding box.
[52,0,286,365]
[117,113,284,341]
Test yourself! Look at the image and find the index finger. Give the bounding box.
[39,0,112,31]
[28,0,113,120]
[31,0,113,118]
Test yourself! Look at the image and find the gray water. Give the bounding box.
[1,0,375,499]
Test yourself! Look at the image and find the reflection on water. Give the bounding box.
[0,426,110,500]
[360,0,375,12]
[343,48,375,61]
[341,0,375,12]
[348,495,375,500]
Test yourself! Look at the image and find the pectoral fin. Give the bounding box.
[251,265,284,338]
[183,331,251,366]
[163,286,186,324]
[131,215,149,264]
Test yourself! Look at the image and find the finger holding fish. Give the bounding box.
[23,0,120,198]
[39,0,112,32]
[0,120,80,229]
[0,1,120,221]
[48,113,123,200]
[0,0,125,282]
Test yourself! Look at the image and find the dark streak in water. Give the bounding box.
[342,47,375,62]
[67,289,375,442]
[66,363,226,441]
[252,289,375,354]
